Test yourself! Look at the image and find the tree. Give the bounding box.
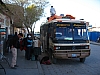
[6,4,24,28]
[25,4,43,33]
[2,0,49,33]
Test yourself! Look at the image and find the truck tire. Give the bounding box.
[49,49,57,64]
[80,58,85,63]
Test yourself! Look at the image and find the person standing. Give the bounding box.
[10,32,19,69]
[50,6,56,16]
[23,34,33,60]
[18,33,24,51]
[33,37,41,60]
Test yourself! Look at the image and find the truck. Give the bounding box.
[40,14,91,63]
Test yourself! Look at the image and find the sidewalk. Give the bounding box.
[90,41,100,45]
[0,50,44,75]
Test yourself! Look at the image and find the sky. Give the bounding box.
[34,0,100,32]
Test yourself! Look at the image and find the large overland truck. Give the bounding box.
[40,15,91,63]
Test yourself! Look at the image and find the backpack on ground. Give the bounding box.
[40,56,51,65]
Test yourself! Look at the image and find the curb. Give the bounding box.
[90,42,100,46]
[37,61,44,75]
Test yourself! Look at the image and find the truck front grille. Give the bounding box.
[56,46,88,50]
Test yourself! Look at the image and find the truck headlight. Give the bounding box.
[54,46,60,50]
[85,46,89,49]
[56,47,60,49]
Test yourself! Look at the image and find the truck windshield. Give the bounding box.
[73,28,88,40]
[55,23,89,40]
[55,27,73,40]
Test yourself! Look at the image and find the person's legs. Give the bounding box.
[26,48,29,60]
[26,47,31,60]
[34,47,41,60]
[11,48,17,68]
[30,47,33,59]
[28,47,31,60]
[25,50,27,59]
[35,55,38,60]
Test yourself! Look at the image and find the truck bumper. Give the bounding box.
[53,49,90,59]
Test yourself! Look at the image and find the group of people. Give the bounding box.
[8,6,56,69]
[9,32,41,69]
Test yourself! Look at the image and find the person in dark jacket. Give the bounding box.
[10,32,19,69]
[23,34,33,60]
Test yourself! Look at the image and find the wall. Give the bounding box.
[89,32,100,42]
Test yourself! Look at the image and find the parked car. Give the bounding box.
[34,33,40,39]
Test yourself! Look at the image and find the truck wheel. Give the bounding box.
[80,58,85,63]
[52,55,57,64]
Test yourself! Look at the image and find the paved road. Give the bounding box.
[41,44,100,75]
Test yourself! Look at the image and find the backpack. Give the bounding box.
[20,38,27,51]
[40,56,52,65]
[19,39,24,50]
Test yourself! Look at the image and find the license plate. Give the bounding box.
[72,54,76,57]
